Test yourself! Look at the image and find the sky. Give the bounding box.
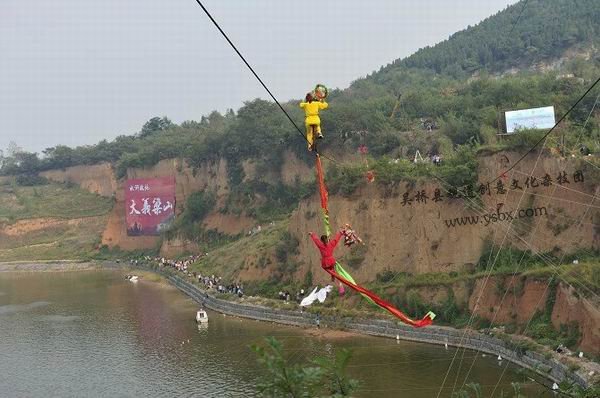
[0,0,517,153]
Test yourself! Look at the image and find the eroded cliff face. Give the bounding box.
[404,277,598,354]
[292,181,488,284]
[469,277,548,325]
[102,157,241,250]
[552,283,600,354]
[39,151,312,253]
[291,151,598,284]
[34,151,598,272]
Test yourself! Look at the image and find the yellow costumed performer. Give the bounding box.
[300,92,328,151]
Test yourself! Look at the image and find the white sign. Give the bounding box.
[505,106,556,133]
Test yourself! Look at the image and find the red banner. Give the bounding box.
[125,177,176,236]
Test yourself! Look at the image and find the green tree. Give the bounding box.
[139,116,174,138]
[182,191,216,224]
[251,337,359,398]
[14,152,41,175]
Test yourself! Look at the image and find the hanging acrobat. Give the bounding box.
[309,154,436,328]
[300,84,329,151]
[341,223,363,247]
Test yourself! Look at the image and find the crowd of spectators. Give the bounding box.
[199,274,244,298]
[142,254,244,298]
[144,254,204,273]
[138,254,312,303]
[278,289,306,303]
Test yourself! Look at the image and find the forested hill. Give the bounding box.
[370,0,599,80]
[1,0,599,190]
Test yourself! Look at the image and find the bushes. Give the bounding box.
[343,244,368,269]
[559,322,581,349]
[166,191,217,242]
[502,129,548,150]
[592,266,600,290]
[436,144,478,188]
[226,159,245,186]
[244,278,284,298]
[275,231,299,260]
[224,179,313,222]
[324,143,478,197]
[252,337,358,397]
[476,242,547,272]
[439,289,460,324]
[275,231,300,264]
[376,268,396,283]
[326,163,365,197]
[303,270,313,287]
[402,291,429,317]
[439,112,480,145]
[182,191,216,225]
[15,174,48,186]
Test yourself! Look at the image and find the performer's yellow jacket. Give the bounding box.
[300,101,328,126]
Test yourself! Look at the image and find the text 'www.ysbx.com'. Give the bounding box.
[444,205,548,228]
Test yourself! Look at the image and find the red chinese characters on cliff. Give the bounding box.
[125,177,175,236]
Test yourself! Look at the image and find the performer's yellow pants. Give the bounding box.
[306,123,321,149]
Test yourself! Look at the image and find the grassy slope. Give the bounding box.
[0,182,113,221]
[0,179,114,261]
[190,220,287,282]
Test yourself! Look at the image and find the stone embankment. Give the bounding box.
[166,273,594,389]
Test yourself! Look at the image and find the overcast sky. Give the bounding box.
[1,0,517,153]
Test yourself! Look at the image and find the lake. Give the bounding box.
[0,270,547,397]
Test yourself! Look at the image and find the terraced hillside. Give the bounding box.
[0,178,114,261]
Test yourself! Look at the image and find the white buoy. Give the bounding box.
[445,343,448,350]
[552,382,559,390]
[497,355,502,361]
[396,334,400,341]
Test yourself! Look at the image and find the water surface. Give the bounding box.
[0,271,547,397]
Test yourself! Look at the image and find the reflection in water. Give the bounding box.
[197,323,209,332]
[39,315,80,322]
[0,301,51,315]
[0,271,546,397]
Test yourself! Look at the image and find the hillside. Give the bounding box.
[0,0,599,355]
[6,147,597,353]
[2,1,599,180]
[0,177,113,261]
[373,0,600,78]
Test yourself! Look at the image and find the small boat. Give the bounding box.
[196,309,209,324]
[127,275,139,283]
